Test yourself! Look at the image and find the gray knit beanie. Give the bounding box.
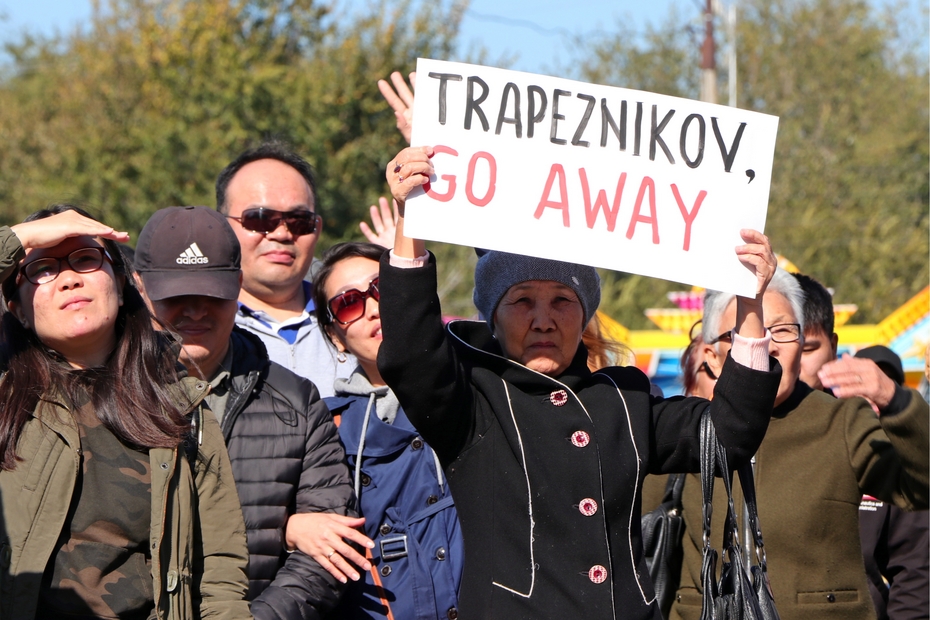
[473,251,601,330]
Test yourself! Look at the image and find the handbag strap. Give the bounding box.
[700,406,741,553]
[663,471,686,511]
[737,462,768,570]
[699,405,717,550]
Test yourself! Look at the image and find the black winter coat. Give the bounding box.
[222,327,355,620]
[377,254,781,620]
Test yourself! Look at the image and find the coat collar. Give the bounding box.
[445,319,592,394]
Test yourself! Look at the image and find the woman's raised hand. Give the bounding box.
[378,71,416,144]
[734,229,776,299]
[386,146,434,209]
[733,228,776,339]
[11,210,129,251]
[359,196,399,249]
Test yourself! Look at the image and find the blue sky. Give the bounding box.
[0,0,922,76]
[0,0,706,75]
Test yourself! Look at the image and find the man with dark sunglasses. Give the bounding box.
[215,141,353,398]
[135,206,357,620]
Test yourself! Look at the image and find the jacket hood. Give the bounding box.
[327,394,418,457]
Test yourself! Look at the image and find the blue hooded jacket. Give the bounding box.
[326,374,463,620]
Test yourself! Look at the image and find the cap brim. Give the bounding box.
[140,270,240,301]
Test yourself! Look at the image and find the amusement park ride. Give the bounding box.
[598,268,929,396]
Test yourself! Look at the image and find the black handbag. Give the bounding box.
[699,410,781,620]
[641,471,686,618]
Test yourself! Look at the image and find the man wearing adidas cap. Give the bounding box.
[135,206,358,620]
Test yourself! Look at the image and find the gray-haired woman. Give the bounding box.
[375,146,783,619]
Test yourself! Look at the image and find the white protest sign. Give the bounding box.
[404,59,779,297]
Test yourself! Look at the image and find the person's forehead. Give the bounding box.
[762,291,797,323]
[328,257,379,295]
[226,159,313,208]
[25,235,104,260]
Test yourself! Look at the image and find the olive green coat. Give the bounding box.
[0,378,252,620]
[669,384,929,620]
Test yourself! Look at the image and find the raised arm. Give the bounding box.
[377,146,475,462]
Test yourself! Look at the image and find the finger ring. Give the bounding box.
[398,176,404,183]
[393,163,402,173]
[326,550,335,559]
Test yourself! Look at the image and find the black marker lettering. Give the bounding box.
[427,72,462,125]
[527,85,547,139]
[550,89,570,145]
[465,76,490,132]
[495,82,523,138]
[633,102,643,156]
[571,93,596,147]
[650,105,675,163]
[711,117,747,173]
[679,113,705,168]
[600,99,627,150]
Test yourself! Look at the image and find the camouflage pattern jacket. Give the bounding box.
[0,376,252,620]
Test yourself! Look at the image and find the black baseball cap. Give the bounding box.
[135,206,241,301]
[854,345,905,386]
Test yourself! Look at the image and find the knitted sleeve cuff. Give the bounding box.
[731,329,771,371]
[388,249,429,269]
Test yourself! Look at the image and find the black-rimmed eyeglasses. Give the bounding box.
[711,322,801,345]
[20,247,113,285]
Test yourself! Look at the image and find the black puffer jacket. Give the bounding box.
[222,327,354,620]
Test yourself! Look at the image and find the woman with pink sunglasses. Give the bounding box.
[292,241,464,620]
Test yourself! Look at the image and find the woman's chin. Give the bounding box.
[524,357,567,377]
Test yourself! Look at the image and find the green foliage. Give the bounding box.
[575,0,928,326]
[0,0,924,328]
[0,0,464,241]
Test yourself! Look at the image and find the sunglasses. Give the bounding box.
[20,247,113,285]
[327,277,380,325]
[226,207,318,236]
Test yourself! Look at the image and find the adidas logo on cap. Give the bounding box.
[176,243,210,265]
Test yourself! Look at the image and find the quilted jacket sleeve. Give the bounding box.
[249,369,355,620]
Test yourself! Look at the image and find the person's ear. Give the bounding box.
[324,324,347,353]
[702,341,724,380]
[7,299,28,329]
[830,332,838,357]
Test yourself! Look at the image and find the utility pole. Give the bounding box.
[700,0,717,104]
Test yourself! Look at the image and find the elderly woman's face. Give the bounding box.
[9,235,122,368]
[704,291,801,407]
[493,280,585,377]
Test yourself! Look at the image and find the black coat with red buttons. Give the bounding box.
[377,253,782,620]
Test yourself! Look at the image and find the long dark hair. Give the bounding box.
[312,242,385,333]
[0,205,192,470]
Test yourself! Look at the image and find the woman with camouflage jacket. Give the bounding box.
[0,206,251,620]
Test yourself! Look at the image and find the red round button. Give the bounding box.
[588,565,608,584]
[579,498,598,516]
[571,431,590,447]
[550,389,568,406]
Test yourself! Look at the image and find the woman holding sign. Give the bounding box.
[376,146,782,619]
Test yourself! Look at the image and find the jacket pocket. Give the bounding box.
[797,589,859,604]
[21,429,62,492]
